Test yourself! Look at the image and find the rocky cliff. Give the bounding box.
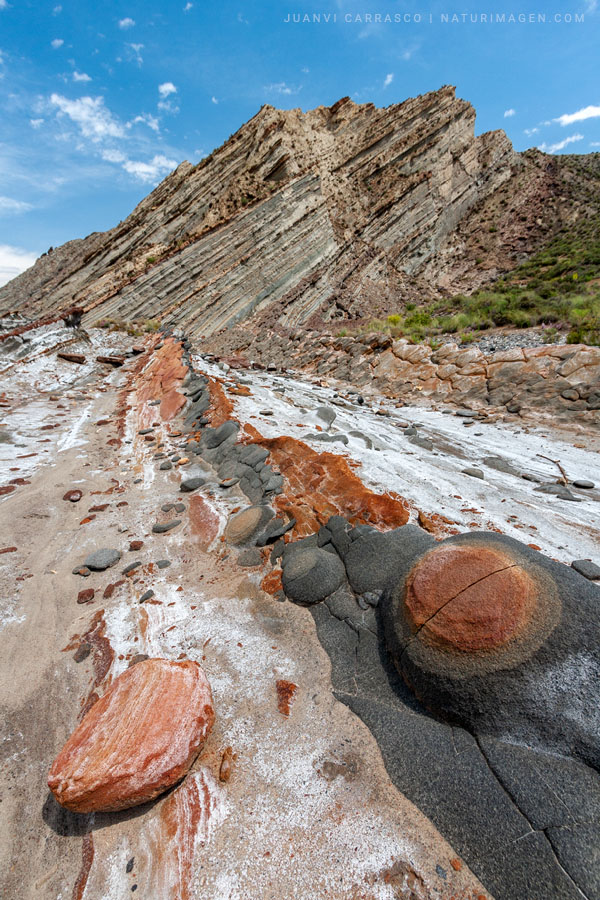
[1,86,596,336]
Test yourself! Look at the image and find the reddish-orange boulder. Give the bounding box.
[48,658,214,812]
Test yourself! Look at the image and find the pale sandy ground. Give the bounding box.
[0,330,489,900]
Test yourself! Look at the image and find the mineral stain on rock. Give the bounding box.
[276,679,298,716]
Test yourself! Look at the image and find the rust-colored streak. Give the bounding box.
[188,494,220,548]
[206,378,235,427]
[276,679,298,716]
[243,425,409,536]
[71,833,94,900]
[150,771,218,900]
[68,610,115,718]
[135,338,188,424]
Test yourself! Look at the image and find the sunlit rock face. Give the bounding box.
[2,86,587,334]
[48,658,215,813]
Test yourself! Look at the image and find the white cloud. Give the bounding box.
[301,66,309,74]
[538,133,584,154]
[211,96,218,104]
[51,38,64,49]
[122,154,177,182]
[0,0,8,9]
[0,245,38,287]
[590,141,600,147]
[555,104,600,127]
[383,72,394,88]
[50,93,125,141]
[30,118,44,128]
[158,81,177,98]
[264,82,301,96]
[504,108,516,118]
[237,11,249,23]
[524,127,539,136]
[183,2,193,9]
[0,196,32,214]
[130,113,160,132]
[127,43,144,65]
[73,71,92,82]
[119,17,135,28]
[585,0,597,11]
[53,4,62,13]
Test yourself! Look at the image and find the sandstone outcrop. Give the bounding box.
[2,87,597,338]
[48,658,214,812]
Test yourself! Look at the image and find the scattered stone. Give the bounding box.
[162,503,175,512]
[48,659,215,812]
[73,566,91,577]
[73,643,92,663]
[571,559,600,580]
[256,517,296,547]
[83,548,122,571]
[259,409,274,416]
[138,428,154,435]
[57,352,86,364]
[139,589,155,603]
[220,477,239,488]
[129,540,144,551]
[156,559,171,569]
[96,355,125,367]
[573,480,595,489]
[535,484,581,501]
[159,461,172,470]
[0,546,17,554]
[128,654,149,667]
[455,409,479,418]
[462,467,485,479]
[123,561,142,575]
[224,505,274,545]
[174,502,186,513]
[152,520,181,533]
[77,589,95,604]
[63,489,83,502]
[180,475,205,492]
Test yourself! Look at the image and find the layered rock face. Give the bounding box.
[1,87,591,334]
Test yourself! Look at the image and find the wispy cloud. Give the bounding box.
[585,0,597,12]
[383,72,393,88]
[183,2,193,10]
[0,1,9,10]
[51,38,64,49]
[30,118,44,128]
[524,127,539,136]
[53,4,62,13]
[121,154,177,182]
[73,71,92,83]
[237,11,249,24]
[119,17,135,29]
[130,113,160,132]
[50,93,125,141]
[504,108,516,118]
[555,104,600,126]
[590,141,600,147]
[211,96,218,105]
[264,82,301,96]
[0,245,39,287]
[158,82,177,98]
[0,196,32,214]
[538,133,584,153]
[126,43,144,66]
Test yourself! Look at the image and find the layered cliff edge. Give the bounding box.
[1,86,598,337]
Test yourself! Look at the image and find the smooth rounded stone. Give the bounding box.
[237,548,263,567]
[139,589,155,603]
[219,477,239,488]
[72,565,91,577]
[382,531,600,767]
[535,483,581,502]
[156,559,171,569]
[138,428,154,435]
[455,409,479,418]
[573,480,595,489]
[180,475,205,492]
[63,489,83,502]
[224,505,273,546]
[281,547,346,605]
[174,502,186,513]
[159,461,173,471]
[571,559,600,581]
[133,478,143,484]
[77,589,95,604]
[462,467,485,479]
[259,409,274,416]
[162,503,175,512]
[238,445,269,468]
[316,406,336,428]
[152,520,181,534]
[48,659,214,813]
[201,421,239,450]
[84,548,122,571]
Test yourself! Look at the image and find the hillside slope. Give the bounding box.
[1,86,599,337]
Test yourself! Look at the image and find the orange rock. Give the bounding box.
[189,495,220,548]
[405,545,538,652]
[243,426,409,537]
[48,658,215,812]
[206,379,235,427]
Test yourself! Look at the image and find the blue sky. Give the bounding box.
[0,0,599,284]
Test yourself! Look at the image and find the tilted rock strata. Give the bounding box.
[48,658,215,813]
[3,87,597,337]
